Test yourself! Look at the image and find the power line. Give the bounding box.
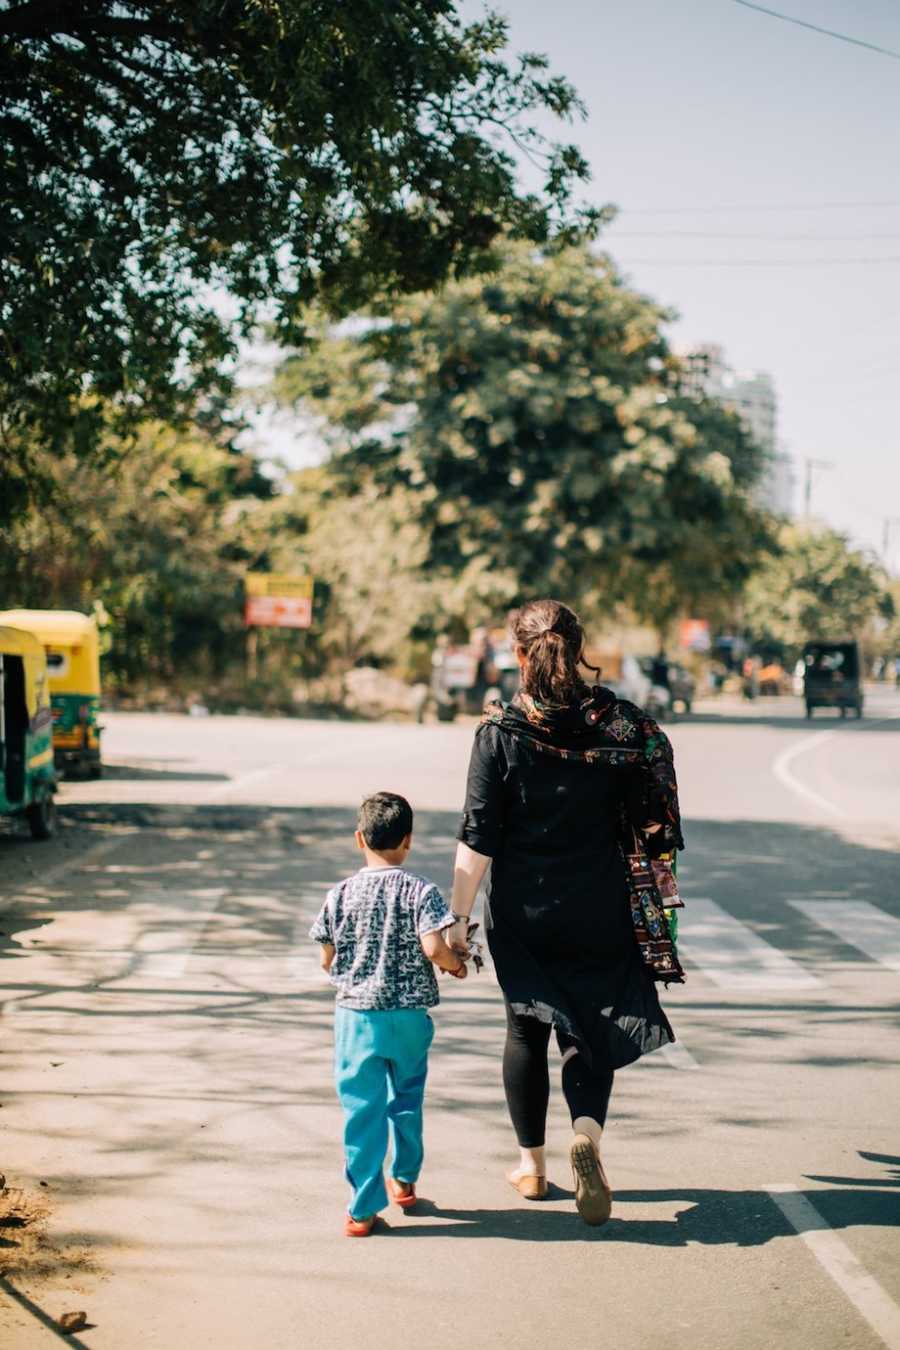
[611,255,900,267]
[623,201,900,215]
[729,0,900,61]
[611,231,900,241]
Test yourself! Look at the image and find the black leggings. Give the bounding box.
[503,1001,614,1149]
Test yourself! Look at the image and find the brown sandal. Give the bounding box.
[569,1134,612,1226]
[508,1172,548,1201]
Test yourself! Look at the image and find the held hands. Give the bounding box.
[447,918,469,957]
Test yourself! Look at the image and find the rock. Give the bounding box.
[58,1311,88,1333]
[0,1174,5,1191]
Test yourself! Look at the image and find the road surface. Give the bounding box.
[1,690,899,1349]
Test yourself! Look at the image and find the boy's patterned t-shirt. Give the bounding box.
[309,866,454,1009]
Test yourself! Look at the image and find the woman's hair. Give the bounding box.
[510,599,597,704]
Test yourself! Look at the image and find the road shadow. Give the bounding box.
[387,1181,897,1244]
[98,762,229,783]
[399,1153,900,1243]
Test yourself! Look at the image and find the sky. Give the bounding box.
[458,0,900,566]
[253,0,900,570]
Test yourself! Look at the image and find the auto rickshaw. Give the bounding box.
[0,625,57,838]
[803,639,863,719]
[0,610,103,776]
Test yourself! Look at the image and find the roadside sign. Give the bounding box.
[244,574,313,629]
[679,619,710,652]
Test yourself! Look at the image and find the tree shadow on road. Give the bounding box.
[392,1166,899,1245]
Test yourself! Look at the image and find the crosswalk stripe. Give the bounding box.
[681,898,823,991]
[789,900,900,974]
[765,1184,900,1347]
[658,1040,700,1070]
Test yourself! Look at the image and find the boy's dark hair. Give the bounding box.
[358,792,413,850]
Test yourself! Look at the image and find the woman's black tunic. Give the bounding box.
[457,691,678,1071]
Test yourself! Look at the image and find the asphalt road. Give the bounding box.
[1,690,899,1350]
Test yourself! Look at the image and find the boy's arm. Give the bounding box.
[310,889,337,976]
[421,929,467,979]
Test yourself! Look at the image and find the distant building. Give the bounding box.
[678,343,794,517]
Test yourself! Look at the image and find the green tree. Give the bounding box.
[0,424,284,691]
[742,523,894,650]
[283,468,439,672]
[273,243,771,632]
[1,1,596,512]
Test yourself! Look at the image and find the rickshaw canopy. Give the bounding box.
[0,623,51,719]
[0,609,100,695]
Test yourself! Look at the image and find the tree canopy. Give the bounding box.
[742,523,894,651]
[273,242,772,634]
[1,0,595,511]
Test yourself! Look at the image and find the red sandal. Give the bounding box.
[345,1214,377,1237]
[387,1178,417,1209]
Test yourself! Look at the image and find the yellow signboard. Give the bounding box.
[245,573,313,600]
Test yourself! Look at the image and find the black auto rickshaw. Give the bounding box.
[803,640,863,719]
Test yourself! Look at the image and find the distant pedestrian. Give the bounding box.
[447,599,684,1226]
[310,791,466,1237]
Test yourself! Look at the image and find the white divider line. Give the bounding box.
[137,889,227,979]
[765,1184,900,1349]
[681,898,823,991]
[790,900,900,974]
[772,731,841,817]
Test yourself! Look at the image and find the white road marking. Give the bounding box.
[681,898,823,991]
[635,1039,701,1070]
[772,731,842,817]
[790,900,900,974]
[772,711,900,820]
[137,889,228,978]
[658,1040,701,1070]
[765,1183,900,1349]
[204,767,276,801]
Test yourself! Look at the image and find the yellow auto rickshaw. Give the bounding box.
[0,610,103,778]
[0,625,57,838]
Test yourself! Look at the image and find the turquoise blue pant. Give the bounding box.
[334,1006,434,1220]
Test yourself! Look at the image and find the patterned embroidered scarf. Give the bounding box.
[481,689,686,986]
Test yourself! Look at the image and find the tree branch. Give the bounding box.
[0,2,183,44]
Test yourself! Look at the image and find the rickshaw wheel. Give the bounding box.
[27,794,57,840]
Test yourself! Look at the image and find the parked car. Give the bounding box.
[605,654,655,711]
[639,657,696,715]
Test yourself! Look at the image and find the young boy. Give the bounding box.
[310,791,466,1237]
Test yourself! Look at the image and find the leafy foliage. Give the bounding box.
[0,425,284,689]
[0,0,596,511]
[742,523,894,650]
[274,243,772,636]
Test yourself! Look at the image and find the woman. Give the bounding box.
[447,599,684,1226]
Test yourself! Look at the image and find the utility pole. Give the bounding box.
[883,517,900,572]
[803,457,834,517]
